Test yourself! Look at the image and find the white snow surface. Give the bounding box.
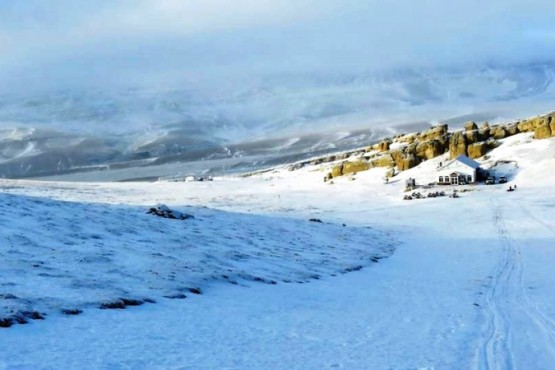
[0,133,554,369]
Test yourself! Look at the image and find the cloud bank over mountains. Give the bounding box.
[1,0,555,93]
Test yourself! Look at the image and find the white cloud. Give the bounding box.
[0,0,555,93]
[83,0,338,37]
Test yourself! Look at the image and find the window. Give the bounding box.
[467,175,472,183]
[439,176,443,182]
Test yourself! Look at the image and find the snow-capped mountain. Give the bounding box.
[0,63,554,179]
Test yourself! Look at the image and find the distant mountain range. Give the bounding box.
[0,63,554,180]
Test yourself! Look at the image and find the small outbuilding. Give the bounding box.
[437,155,480,185]
[405,177,416,189]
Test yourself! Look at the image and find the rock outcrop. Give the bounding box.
[399,154,418,171]
[416,140,445,160]
[449,132,467,159]
[464,121,478,131]
[464,130,480,144]
[418,124,448,141]
[534,121,553,139]
[467,142,490,159]
[506,124,520,136]
[331,164,344,178]
[371,154,395,168]
[490,126,507,139]
[342,161,370,175]
[292,110,554,180]
[374,139,391,152]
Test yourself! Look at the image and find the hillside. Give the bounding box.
[1,64,555,180]
[278,110,555,181]
[0,129,554,368]
[0,195,391,327]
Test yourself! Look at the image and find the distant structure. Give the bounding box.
[405,177,416,190]
[437,155,481,185]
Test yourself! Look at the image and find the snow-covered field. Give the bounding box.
[0,133,554,369]
[0,194,393,324]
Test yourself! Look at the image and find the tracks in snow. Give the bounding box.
[479,201,515,370]
[478,197,555,370]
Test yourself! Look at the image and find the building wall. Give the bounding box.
[437,163,477,183]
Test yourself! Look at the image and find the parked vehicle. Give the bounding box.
[485,176,495,185]
[499,176,508,184]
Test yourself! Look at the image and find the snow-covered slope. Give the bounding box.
[0,133,554,369]
[0,194,392,324]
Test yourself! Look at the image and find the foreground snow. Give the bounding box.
[0,194,392,323]
[0,133,554,369]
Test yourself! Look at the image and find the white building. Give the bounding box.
[437,155,480,185]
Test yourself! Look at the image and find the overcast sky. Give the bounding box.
[1,0,554,94]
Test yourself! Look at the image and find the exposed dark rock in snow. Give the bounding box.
[99,301,127,310]
[0,318,13,328]
[164,293,187,300]
[147,204,195,220]
[61,309,83,316]
[99,298,146,310]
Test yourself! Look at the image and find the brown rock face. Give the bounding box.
[372,154,395,168]
[467,142,489,159]
[534,122,553,139]
[331,164,344,178]
[399,134,417,144]
[506,124,520,136]
[464,130,480,144]
[398,154,418,171]
[390,150,405,168]
[491,126,507,139]
[405,143,418,156]
[518,116,549,133]
[375,140,391,152]
[519,112,555,136]
[464,121,478,131]
[342,161,371,175]
[481,122,490,129]
[449,132,467,159]
[437,135,449,149]
[517,120,535,133]
[419,124,448,141]
[416,140,445,160]
[478,128,490,141]
[389,150,419,171]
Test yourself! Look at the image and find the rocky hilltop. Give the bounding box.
[287,111,555,180]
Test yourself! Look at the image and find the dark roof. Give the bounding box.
[454,155,480,169]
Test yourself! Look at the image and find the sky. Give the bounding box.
[1,0,555,93]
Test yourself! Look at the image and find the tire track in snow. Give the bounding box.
[478,200,515,370]
[513,202,555,347]
[478,197,555,369]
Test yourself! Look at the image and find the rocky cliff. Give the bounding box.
[290,111,555,180]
